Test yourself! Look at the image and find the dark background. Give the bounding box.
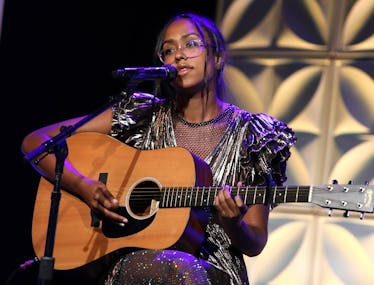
[0,1,216,284]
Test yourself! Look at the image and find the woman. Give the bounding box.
[22,13,296,285]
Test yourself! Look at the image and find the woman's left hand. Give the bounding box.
[214,183,248,222]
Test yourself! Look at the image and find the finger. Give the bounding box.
[93,192,127,223]
[219,187,233,210]
[101,188,119,209]
[234,195,248,214]
[234,194,244,207]
[223,185,231,199]
[99,204,128,224]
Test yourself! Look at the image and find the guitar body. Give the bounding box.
[32,132,212,270]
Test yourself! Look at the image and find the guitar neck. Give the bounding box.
[159,185,311,208]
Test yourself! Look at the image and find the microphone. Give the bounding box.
[112,64,177,82]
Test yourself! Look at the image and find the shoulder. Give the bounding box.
[232,106,284,127]
[231,106,297,149]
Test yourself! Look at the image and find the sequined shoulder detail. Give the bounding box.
[206,109,297,187]
[111,91,170,149]
[243,112,296,153]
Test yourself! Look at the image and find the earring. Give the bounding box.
[216,61,223,71]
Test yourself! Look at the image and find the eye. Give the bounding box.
[185,39,202,48]
[162,47,176,56]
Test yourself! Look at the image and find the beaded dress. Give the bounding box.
[105,92,297,285]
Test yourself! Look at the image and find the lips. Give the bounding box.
[178,68,189,76]
[176,65,192,76]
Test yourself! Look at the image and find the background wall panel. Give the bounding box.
[216,0,374,284]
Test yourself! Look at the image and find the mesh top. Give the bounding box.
[174,106,235,160]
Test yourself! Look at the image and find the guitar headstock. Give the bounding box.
[311,182,374,219]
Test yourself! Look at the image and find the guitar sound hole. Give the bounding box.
[102,180,160,238]
[129,180,161,217]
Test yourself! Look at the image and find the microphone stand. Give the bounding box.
[23,83,137,285]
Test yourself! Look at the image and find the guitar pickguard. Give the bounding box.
[102,207,156,238]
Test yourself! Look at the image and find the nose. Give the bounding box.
[174,47,187,61]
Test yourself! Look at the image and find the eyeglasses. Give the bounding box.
[158,39,206,63]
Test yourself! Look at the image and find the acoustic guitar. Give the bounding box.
[31,132,374,271]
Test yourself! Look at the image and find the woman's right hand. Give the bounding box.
[77,177,128,226]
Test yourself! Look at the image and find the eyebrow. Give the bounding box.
[162,33,200,45]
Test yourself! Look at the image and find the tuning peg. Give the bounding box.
[328,208,333,217]
[343,210,349,218]
[360,212,365,220]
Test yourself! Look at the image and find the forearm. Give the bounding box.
[223,204,269,257]
[22,135,87,197]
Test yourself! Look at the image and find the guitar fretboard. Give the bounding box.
[159,186,312,208]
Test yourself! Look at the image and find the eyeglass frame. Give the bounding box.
[157,39,208,64]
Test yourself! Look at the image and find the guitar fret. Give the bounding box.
[170,187,174,207]
[194,187,198,206]
[164,187,169,207]
[173,187,178,207]
[188,188,191,206]
[188,187,192,207]
[206,187,211,206]
[244,187,248,205]
[308,186,312,202]
[179,187,183,207]
[200,187,205,206]
[177,187,180,205]
[272,186,277,203]
[183,187,187,207]
[262,187,266,204]
[179,187,182,206]
[253,186,257,204]
[284,186,287,203]
[168,188,172,207]
[195,187,198,206]
[189,187,193,207]
[296,186,299,202]
[161,188,164,207]
[170,187,177,208]
[162,187,166,207]
[177,187,181,207]
[168,188,172,208]
[166,187,170,207]
[204,187,207,205]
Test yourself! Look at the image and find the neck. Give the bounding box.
[176,81,228,123]
[176,92,228,123]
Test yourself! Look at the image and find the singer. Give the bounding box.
[21,13,296,284]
